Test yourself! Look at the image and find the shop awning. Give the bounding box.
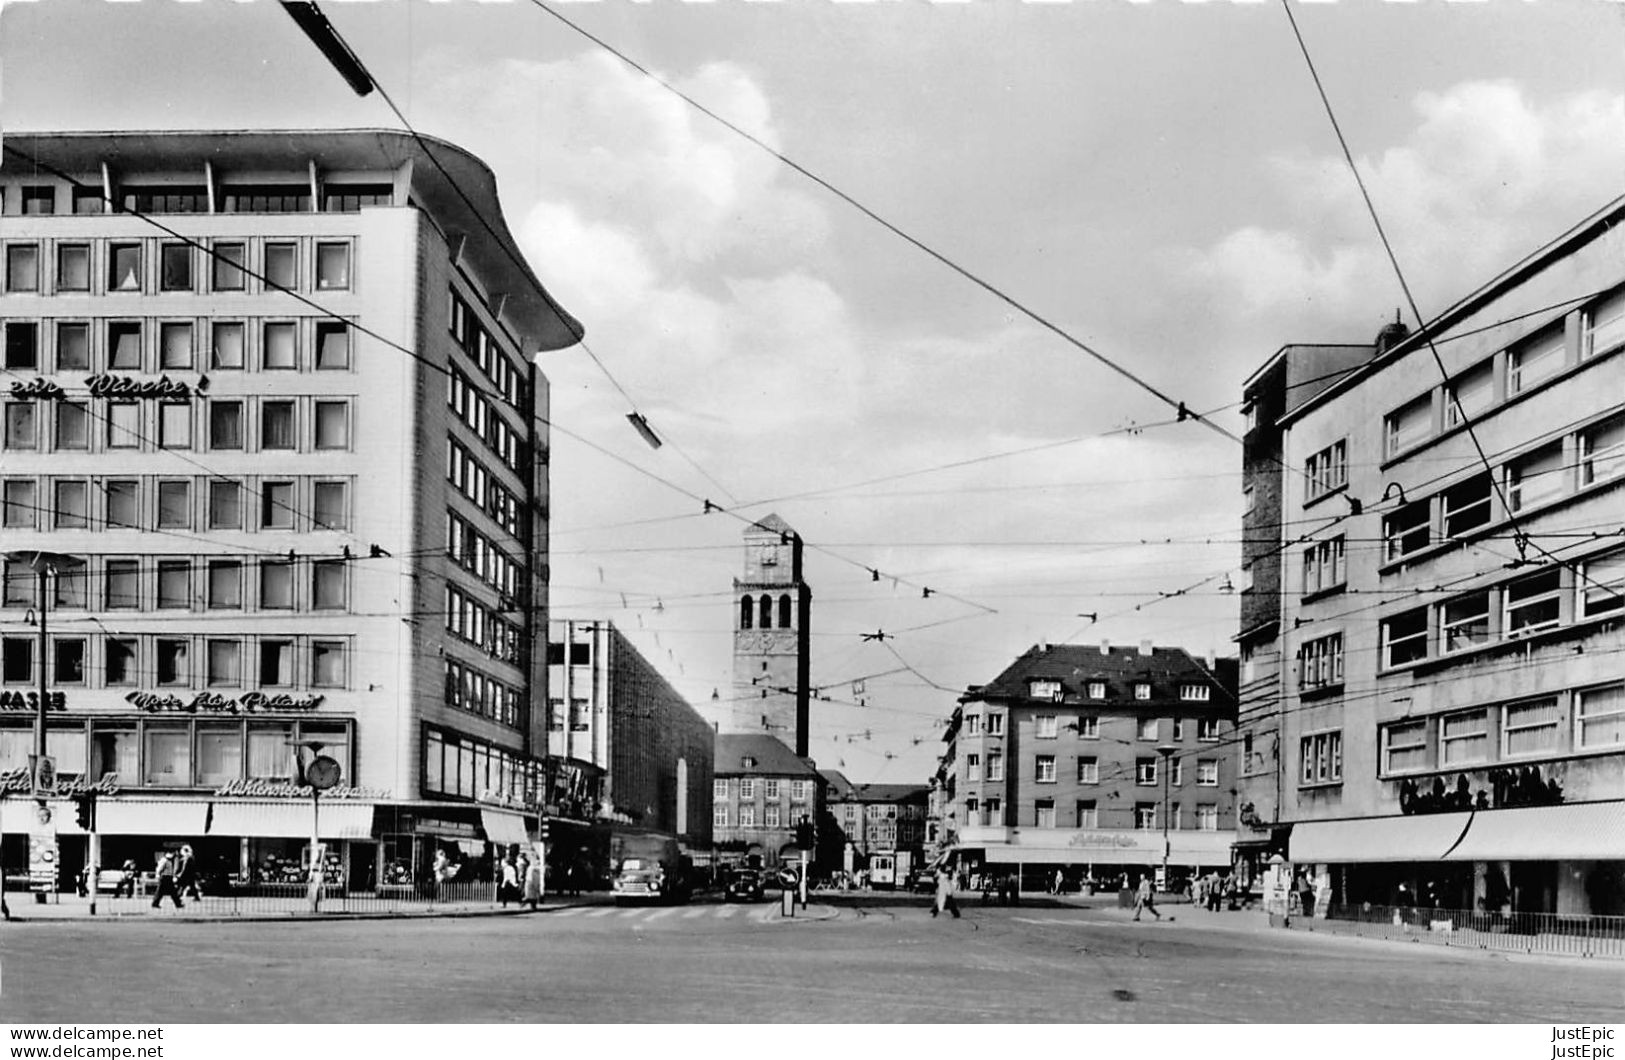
[480,808,529,846]
[1289,812,1473,864]
[1445,801,1625,862]
[206,801,375,840]
[0,798,214,837]
[983,832,1234,867]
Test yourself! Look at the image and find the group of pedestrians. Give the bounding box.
[1192,871,1241,911]
[496,849,544,910]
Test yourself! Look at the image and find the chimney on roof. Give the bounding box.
[1139,639,1153,657]
[1207,648,1217,670]
[1039,640,1049,653]
[1100,639,1111,656]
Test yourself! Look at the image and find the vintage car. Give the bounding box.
[723,869,766,903]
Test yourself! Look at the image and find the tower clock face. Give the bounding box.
[759,545,780,568]
[739,631,792,654]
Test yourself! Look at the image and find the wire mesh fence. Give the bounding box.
[1284,903,1625,959]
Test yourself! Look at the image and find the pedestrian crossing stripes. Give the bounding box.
[543,903,781,925]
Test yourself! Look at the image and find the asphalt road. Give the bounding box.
[1,895,1620,1023]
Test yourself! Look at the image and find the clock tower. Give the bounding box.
[730,514,812,756]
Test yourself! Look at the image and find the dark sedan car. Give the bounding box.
[724,870,766,903]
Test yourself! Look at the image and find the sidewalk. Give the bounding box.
[0,890,598,924]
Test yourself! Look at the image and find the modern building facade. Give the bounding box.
[545,618,714,877]
[1238,194,1625,916]
[820,770,928,875]
[729,515,811,755]
[711,733,824,871]
[943,641,1239,891]
[0,130,579,892]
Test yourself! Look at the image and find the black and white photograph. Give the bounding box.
[0,0,1622,1040]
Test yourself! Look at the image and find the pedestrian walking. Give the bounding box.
[931,864,960,919]
[176,844,202,901]
[116,858,138,898]
[522,857,543,910]
[151,851,183,909]
[498,854,520,907]
[1132,874,1160,921]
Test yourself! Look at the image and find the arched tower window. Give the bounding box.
[778,594,792,628]
[740,595,753,630]
[759,595,773,629]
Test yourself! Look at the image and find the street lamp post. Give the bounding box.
[1157,743,1176,894]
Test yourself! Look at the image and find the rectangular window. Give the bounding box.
[209,401,243,450]
[1137,717,1158,740]
[1446,360,1495,427]
[157,481,190,529]
[159,403,191,450]
[1034,800,1055,829]
[213,242,247,291]
[316,243,351,290]
[5,403,36,449]
[1198,717,1219,741]
[1197,804,1219,831]
[1196,759,1219,786]
[713,806,728,828]
[1440,709,1489,767]
[1578,551,1625,618]
[54,480,89,528]
[259,640,293,686]
[160,244,192,291]
[1504,568,1562,638]
[207,561,242,609]
[1382,720,1428,774]
[1136,758,1158,785]
[1381,608,1429,667]
[1134,683,1152,701]
[1076,715,1098,739]
[106,322,142,370]
[1384,500,1431,562]
[764,805,781,828]
[1298,632,1344,691]
[1576,684,1625,750]
[159,322,193,369]
[56,403,89,450]
[1035,714,1058,739]
[1442,474,1493,538]
[1302,536,1346,595]
[222,186,308,213]
[56,244,90,291]
[1035,755,1056,783]
[211,322,244,369]
[261,401,295,450]
[105,639,136,686]
[21,187,55,215]
[314,401,349,450]
[261,481,294,529]
[262,322,296,369]
[1179,684,1210,702]
[6,244,39,292]
[1509,326,1566,394]
[1585,287,1625,360]
[106,402,140,448]
[1385,394,1433,457]
[985,753,1003,781]
[764,779,779,799]
[1441,591,1493,653]
[260,560,294,609]
[1173,719,1185,741]
[1579,416,1625,488]
[105,479,139,529]
[156,561,190,610]
[2,480,34,528]
[72,188,106,215]
[1086,681,1106,699]
[1502,697,1561,757]
[985,713,1004,736]
[964,753,979,781]
[312,561,346,610]
[4,323,38,370]
[155,640,191,687]
[108,244,142,291]
[196,726,243,787]
[1077,756,1098,784]
[739,779,754,800]
[963,715,980,736]
[206,639,241,687]
[1506,443,1565,512]
[1075,800,1098,829]
[983,798,1000,826]
[738,806,756,828]
[311,641,346,687]
[312,481,348,531]
[53,638,86,683]
[1135,804,1157,830]
[1029,679,1062,701]
[144,727,191,786]
[0,638,29,682]
[264,243,297,290]
[315,322,350,369]
[56,323,89,370]
[1304,439,1348,499]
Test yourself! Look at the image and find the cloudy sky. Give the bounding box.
[5,0,1623,782]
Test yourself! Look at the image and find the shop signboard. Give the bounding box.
[212,779,389,800]
[9,374,206,401]
[0,769,120,797]
[125,690,325,715]
[0,690,66,713]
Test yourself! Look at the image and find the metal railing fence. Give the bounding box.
[1284,902,1625,959]
[37,878,516,917]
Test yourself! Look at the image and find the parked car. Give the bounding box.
[908,870,936,895]
[724,870,766,903]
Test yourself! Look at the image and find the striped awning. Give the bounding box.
[1445,801,1625,861]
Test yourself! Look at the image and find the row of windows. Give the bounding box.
[0,718,352,790]
[2,238,352,297]
[3,395,353,455]
[442,658,522,728]
[1298,633,1344,692]
[1382,414,1624,565]
[963,712,1221,742]
[0,633,349,690]
[1380,683,1624,776]
[738,593,795,631]
[0,182,391,216]
[2,555,351,613]
[444,584,522,666]
[1378,552,1624,669]
[714,777,812,802]
[544,697,590,732]
[966,752,1220,786]
[716,804,800,829]
[447,438,524,539]
[448,368,522,473]
[1382,286,1625,460]
[1304,439,1348,502]
[446,510,521,598]
[1302,536,1346,597]
[423,726,536,804]
[963,796,1221,831]
[2,318,352,375]
[448,288,526,409]
[833,802,924,821]
[1026,678,1213,702]
[2,476,349,534]
[1300,730,1344,787]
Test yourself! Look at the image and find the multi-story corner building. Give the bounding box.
[944,642,1238,891]
[711,733,824,870]
[820,770,929,874]
[545,619,714,877]
[1240,195,1625,917]
[0,130,579,892]
[729,515,811,755]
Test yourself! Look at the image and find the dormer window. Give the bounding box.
[1134,683,1152,701]
[1029,679,1062,702]
[1179,684,1210,702]
[740,755,757,769]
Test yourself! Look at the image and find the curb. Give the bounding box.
[0,901,592,926]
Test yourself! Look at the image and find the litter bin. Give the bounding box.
[1118,887,1135,909]
[781,888,795,917]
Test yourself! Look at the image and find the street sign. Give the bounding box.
[30,754,56,796]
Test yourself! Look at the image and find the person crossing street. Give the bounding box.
[931,864,961,919]
[1132,874,1161,922]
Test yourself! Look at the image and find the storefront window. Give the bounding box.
[197,725,243,786]
[301,723,349,780]
[425,730,444,793]
[0,728,30,772]
[92,727,138,783]
[458,743,475,798]
[144,726,191,786]
[247,723,296,780]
